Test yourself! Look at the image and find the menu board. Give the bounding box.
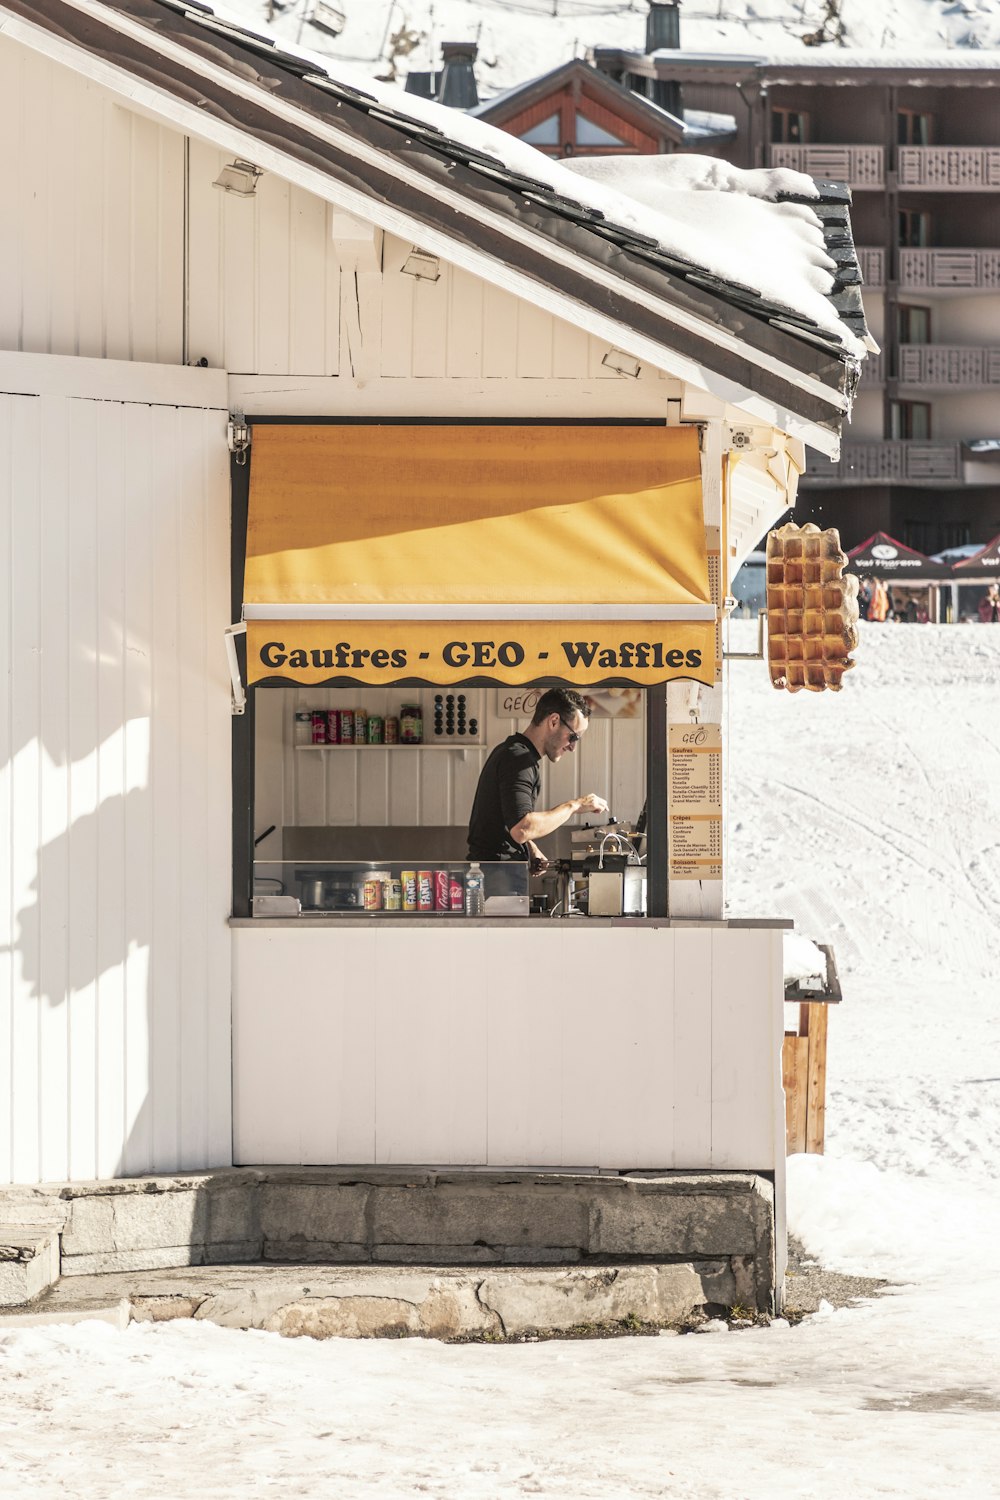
[668,724,722,880]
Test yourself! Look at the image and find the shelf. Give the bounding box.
[295,742,484,750]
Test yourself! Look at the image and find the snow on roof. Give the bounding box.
[187,6,863,353]
[561,156,859,352]
[682,109,738,141]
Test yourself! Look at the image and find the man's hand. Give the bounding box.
[577,793,610,817]
[526,840,549,875]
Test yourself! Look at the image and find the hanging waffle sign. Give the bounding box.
[765,523,859,692]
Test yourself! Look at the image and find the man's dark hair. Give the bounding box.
[531,687,591,726]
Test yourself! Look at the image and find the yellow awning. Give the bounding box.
[244,424,715,687]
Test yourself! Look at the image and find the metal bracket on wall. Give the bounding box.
[225,623,247,714]
[723,608,767,661]
[227,411,251,465]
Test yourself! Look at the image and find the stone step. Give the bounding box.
[6,1261,744,1340]
[0,1166,776,1312]
[0,1226,61,1309]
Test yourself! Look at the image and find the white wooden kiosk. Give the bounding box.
[0,0,870,1313]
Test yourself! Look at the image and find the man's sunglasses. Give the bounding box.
[559,717,582,745]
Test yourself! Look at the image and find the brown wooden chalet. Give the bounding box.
[472,58,684,161]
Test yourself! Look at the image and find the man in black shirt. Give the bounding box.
[467,687,609,869]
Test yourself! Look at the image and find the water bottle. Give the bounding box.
[464,862,485,916]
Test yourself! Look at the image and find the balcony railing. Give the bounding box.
[770,144,885,188]
[803,440,962,484]
[898,345,1000,388]
[899,249,1000,290]
[898,147,1000,190]
[859,350,884,385]
[857,247,885,288]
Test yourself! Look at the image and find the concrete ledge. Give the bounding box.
[0,1228,60,1309]
[0,1167,777,1314]
[19,1262,749,1340]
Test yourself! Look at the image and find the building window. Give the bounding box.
[898,306,931,344]
[771,108,808,144]
[898,210,932,248]
[898,110,933,146]
[575,113,628,148]
[904,520,969,554]
[520,112,560,147]
[889,401,932,440]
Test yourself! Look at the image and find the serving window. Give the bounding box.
[231,420,715,920]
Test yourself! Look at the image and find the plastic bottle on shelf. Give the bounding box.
[294,710,312,746]
[464,862,484,917]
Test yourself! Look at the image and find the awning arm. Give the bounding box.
[225,623,247,715]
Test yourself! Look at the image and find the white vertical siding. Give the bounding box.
[232,925,785,1171]
[186,139,343,376]
[0,41,184,365]
[0,354,232,1185]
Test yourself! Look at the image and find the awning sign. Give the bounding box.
[246,620,714,687]
[243,423,714,687]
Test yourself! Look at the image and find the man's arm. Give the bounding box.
[510,793,608,845]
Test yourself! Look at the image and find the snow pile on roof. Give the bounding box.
[682,108,738,141]
[562,155,852,347]
[188,4,861,352]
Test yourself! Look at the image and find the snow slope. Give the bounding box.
[2,622,999,1499]
[220,0,1000,95]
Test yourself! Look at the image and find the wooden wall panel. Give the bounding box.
[0,41,184,364]
[233,925,784,1172]
[0,355,232,1186]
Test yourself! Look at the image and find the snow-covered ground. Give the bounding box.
[3,621,1000,1498]
[218,0,1000,95]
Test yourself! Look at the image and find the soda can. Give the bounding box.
[449,871,465,912]
[434,869,450,911]
[326,710,340,744]
[401,870,418,912]
[355,710,368,744]
[417,870,434,911]
[311,711,327,744]
[385,878,402,912]
[367,715,384,744]
[340,710,354,744]
[363,877,383,911]
[384,716,399,744]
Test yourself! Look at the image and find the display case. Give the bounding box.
[252,859,529,917]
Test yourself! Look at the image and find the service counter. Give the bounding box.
[230,917,790,1175]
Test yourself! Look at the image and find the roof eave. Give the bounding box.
[0,0,852,449]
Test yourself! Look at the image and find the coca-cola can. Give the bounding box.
[449,872,465,912]
[311,711,327,744]
[434,869,450,911]
[326,710,340,744]
[417,870,434,911]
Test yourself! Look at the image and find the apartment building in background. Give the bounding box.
[592,6,1000,552]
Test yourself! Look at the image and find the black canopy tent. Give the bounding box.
[953,533,1000,578]
[846,531,953,581]
[949,533,1000,622]
[846,532,951,621]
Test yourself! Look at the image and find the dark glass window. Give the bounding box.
[889,401,932,440]
[898,210,932,248]
[771,108,808,144]
[898,110,933,146]
[898,306,931,344]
